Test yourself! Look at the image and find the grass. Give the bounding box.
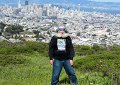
[0,53,51,85]
[0,41,120,85]
[0,52,112,85]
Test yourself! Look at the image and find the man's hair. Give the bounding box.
[56,26,68,33]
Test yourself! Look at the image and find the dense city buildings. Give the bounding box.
[0,3,120,46]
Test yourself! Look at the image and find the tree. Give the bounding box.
[5,24,24,39]
[5,24,23,35]
[0,22,6,32]
[0,32,2,36]
[33,30,40,39]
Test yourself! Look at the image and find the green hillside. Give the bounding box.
[0,41,119,85]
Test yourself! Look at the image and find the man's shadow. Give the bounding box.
[59,77,70,84]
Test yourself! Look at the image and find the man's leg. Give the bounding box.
[51,59,63,85]
[63,60,78,85]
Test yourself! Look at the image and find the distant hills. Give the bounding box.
[41,0,91,4]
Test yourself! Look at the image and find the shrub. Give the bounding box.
[74,51,120,84]
[108,44,120,51]
[0,41,49,56]
[74,45,93,56]
[92,45,107,54]
[0,54,27,66]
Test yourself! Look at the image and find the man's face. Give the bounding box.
[57,27,65,34]
[58,30,65,34]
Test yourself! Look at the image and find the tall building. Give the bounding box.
[78,4,80,11]
[18,0,21,8]
[25,0,29,5]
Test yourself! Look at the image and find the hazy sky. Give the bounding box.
[91,0,120,2]
[0,0,120,4]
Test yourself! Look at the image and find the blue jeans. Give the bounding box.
[51,59,78,85]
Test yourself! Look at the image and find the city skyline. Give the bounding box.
[0,0,120,15]
[0,2,120,45]
[0,0,120,4]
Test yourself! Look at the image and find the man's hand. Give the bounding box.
[50,60,54,65]
[70,60,74,65]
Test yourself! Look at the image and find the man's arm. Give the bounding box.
[49,36,55,64]
[68,36,75,60]
[68,36,75,65]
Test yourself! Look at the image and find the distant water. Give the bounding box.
[0,0,120,14]
[64,6,120,14]
[80,7,120,14]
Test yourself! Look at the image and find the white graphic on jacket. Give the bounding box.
[57,39,66,51]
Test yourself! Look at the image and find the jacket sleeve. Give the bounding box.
[68,36,75,60]
[49,36,55,60]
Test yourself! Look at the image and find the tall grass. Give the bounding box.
[0,41,120,85]
[0,41,48,56]
[0,53,112,85]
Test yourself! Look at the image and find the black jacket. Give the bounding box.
[49,35,75,60]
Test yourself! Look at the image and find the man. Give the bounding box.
[49,26,78,85]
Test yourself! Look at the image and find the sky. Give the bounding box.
[91,0,120,2]
[0,0,120,4]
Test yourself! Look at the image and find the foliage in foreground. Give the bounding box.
[0,54,112,85]
[0,41,48,56]
[74,51,120,85]
[0,41,120,85]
